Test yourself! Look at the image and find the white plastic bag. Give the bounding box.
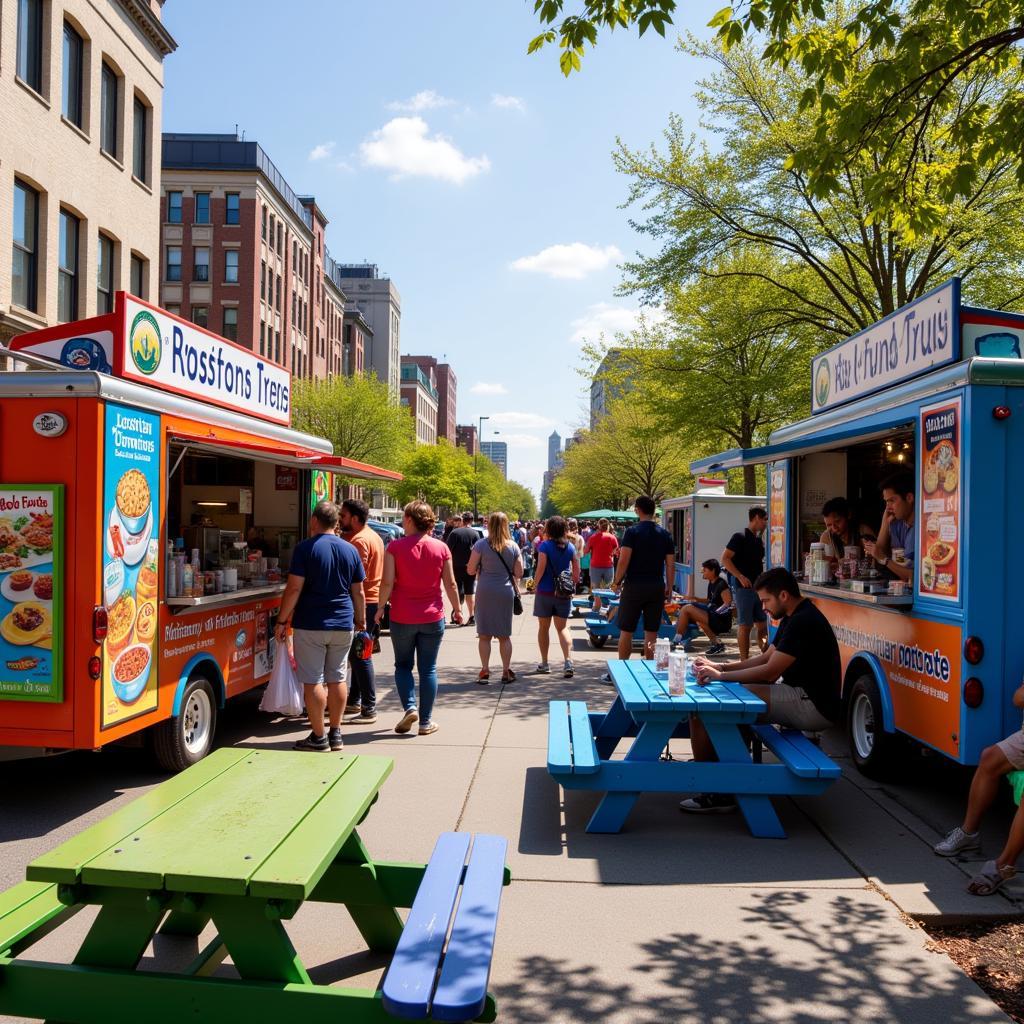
[259,638,303,717]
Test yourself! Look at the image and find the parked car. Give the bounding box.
[368,519,402,547]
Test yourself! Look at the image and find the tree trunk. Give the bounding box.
[743,463,756,496]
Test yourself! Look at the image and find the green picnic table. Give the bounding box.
[0,747,510,1023]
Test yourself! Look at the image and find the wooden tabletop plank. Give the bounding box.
[717,682,767,716]
[608,660,651,711]
[248,755,393,900]
[80,750,354,895]
[27,748,251,885]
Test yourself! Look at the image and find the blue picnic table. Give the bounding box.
[547,659,840,838]
[582,589,682,649]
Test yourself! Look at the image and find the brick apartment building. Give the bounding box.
[404,355,456,442]
[456,424,478,456]
[400,358,439,445]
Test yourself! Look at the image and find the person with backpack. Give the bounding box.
[533,515,580,677]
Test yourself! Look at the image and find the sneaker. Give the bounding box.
[934,826,982,857]
[563,660,574,678]
[344,705,364,719]
[357,709,378,723]
[395,709,419,734]
[706,642,727,656]
[671,635,686,649]
[293,731,329,752]
[419,721,439,736]
[467,615,475,626]
[601,672,614,684]
[327,727,344,752]
[679,793,737,814]
[536,662,550,674]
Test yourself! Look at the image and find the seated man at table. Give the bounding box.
[679,567,841,814]
[673,558,732,655]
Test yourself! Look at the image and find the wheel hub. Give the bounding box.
[851,692,875,759]
[182,687,212,755]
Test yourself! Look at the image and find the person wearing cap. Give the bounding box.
[446,512,480,626]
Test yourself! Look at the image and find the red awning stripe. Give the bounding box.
[313,455,404,482]
[169,431,323,461]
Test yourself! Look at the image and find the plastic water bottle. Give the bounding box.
[654,637,670,674]
[668,652,686,695]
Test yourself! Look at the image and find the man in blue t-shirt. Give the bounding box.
[275,500,366,753]
[864,472,915,584]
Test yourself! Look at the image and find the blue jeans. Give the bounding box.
[389,618,445,724]
[348,602,377,711]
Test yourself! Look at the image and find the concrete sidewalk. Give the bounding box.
[1,596,1017,1023]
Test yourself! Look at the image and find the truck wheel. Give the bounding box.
[588,633,608,649]
[846,673,900,780]
[152,676,217,772]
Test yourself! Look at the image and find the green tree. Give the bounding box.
[393,440,476,510]
[529,0,1024,236]
[614,33,1024,336]
[291,374,413,479]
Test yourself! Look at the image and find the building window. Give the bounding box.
[62,23,84,128]
[225,193,240,225]
[58,209,79,323]
[189,192,209,225]
[275,274,281,309]
[276,223,282,254]
[268,213,275,245]
[292,240,297,267]
[12,179,39,312]
[132,96,147,182]
[165,303,180,316]
[167,190,182,224]
[275,330,280,362]
[100,62,118,156]
[260,322,265,355]
[166,246,181,282]
[16,0,43,93]
[222,307,238,341]
[130,253,146,298]
[96,234,114,313]
[260,261,266,301]
[224,249,239,284]
[261,205,267,240]
[191,306,208,328]
[193,247,209,282]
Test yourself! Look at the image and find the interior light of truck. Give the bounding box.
[964,636,985,665]
[93,606,108,642]
[87,657,101,680]
[963,677,984,708]
[993,406,1012,420]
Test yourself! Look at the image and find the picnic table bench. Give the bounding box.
[0,747,510,1023]
[547,659,840,838]
[583,590,679,649]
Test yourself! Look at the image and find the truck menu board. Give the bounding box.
[919,397,962,602]
[0,485,63,701]
[101,404,161,727]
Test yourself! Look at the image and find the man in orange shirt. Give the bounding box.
[339,498,385,723]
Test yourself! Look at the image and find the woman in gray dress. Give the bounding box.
[466,511,523,684]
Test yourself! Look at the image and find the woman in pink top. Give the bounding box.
[375,501,463,736]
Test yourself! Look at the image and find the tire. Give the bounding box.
[152,675,218,772]
[588,633,608,649]
[845,673,901,780]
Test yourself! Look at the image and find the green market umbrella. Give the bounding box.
[574,508,638,521]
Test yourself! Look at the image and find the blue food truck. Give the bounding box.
[692,278,1024,776]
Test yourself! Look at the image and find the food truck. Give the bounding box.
[661,479,764,594]
[0,293,400,769]
[691,278,1024,776]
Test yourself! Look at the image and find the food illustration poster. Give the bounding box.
[310,469,331,512]
[101,404,160,727]
[768,462,788,568]
[919,397,961,602]
[0,485,63,701]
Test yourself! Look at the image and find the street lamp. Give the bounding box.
[473,415,490,519]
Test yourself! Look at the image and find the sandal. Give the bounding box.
[501,670,516,684]
[967,859,1017,896]
[476,670,490,685]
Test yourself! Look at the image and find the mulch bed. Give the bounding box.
[923,918,1024,1023]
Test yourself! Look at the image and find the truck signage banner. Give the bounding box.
[768,462,788,568]
[811,279,960,414]
[101,404,161,728]
[121,296,291,426]
[0,485,63,701]
[918,397,962,602]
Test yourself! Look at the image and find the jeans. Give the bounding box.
[348,603,377,711]
[389,618,445,725]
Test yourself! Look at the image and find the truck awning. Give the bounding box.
[313,455,403,483]
[169,431,324,468]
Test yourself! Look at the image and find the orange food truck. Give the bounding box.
[0,293,400,769]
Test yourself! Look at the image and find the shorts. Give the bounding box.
[454,567,476,598]
[765,683,834,732]
[617,581,666,633]
[731,584,767,627]
[533,591,571,619]
[708,612,732,636]
[997,730,1024,769]
[291,628,354,686]
[590,566,615,589]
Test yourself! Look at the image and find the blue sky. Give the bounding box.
[161,0,721,497]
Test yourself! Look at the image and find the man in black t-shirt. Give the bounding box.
[672,558,732,655]
[680,567,842,814]
[722,506,768,660]
[446,512,480,625]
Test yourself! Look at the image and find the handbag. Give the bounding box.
[495,546,524,615]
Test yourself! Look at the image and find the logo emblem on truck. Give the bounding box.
[129,311,162,375]
[814,359,831,407]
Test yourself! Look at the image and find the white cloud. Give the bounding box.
[495,432,543,448]
[308,141,335,161]
[491,93,526,113]
[387,90,455,113]
[360,117,490,185]
[489,411,555,429]
[569,302,664,345]
[510,242,622,281]
[470,381,508,396]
